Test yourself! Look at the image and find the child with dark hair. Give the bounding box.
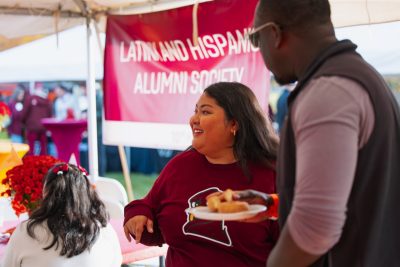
[2,163,122,267]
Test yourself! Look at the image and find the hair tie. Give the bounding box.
[53,163,69,176]
[77,165,88,176]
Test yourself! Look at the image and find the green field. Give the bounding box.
[0,131,8,139]
[105,172,158,199]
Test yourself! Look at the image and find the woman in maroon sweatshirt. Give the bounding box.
[124,82,279,267]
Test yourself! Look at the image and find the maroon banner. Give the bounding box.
[103,0,270,149]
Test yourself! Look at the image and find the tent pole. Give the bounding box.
[92,20,134,200]
[118,146,134,201]
[85,17,99,181]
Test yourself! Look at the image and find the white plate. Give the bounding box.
[186,204,267,221]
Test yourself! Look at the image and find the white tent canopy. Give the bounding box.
[336,21,400,75]
[1,0,400,83]
[0,0,212,41]
[330,0,400,27]
[0,26,104,82]
[1,0,400,42]
[0,20,399,84]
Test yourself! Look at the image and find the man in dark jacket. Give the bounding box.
[241,1,400,266]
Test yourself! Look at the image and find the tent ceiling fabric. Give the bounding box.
[0,0,400,48]
[331,1,400,27]
[0,14,83,39]
[0,0,212,48]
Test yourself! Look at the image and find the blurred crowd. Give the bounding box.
[0,82,177,176]
[0,82,88,156]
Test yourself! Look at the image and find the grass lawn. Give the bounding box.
[0,131,9,139]
[105,172,158,199]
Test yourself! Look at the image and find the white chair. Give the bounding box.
[94,177,129,206]
[101,198,125,219]
[92,177,128,220]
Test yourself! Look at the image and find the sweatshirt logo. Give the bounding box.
[182,187,232,247]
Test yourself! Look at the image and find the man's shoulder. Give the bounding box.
[305,76,368,100]
[293,76,374,137]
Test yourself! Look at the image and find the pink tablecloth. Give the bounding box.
[0,218,167,264]
[111,219,168,264]
[41,118,87,164]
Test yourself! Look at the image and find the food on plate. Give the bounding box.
[206,189,249,213]
[218,201,249,213]
[206,195,221,212]
[223,188,233,202]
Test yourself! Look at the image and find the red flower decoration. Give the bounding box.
[0,102,10,116]
[0,155,61,216]
[0,101,11,129]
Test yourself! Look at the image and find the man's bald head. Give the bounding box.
[253,0,337,85]
[256,0,332,31]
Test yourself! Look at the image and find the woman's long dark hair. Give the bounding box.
[204,82,279,178]
[27,163,108,258]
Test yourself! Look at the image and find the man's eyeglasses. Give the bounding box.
[248,21,280,48]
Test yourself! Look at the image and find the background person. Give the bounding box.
[2,163,122,267]
[53,85,80,120]
[242,0,400,266]
[21,83,52,155]
[7,87,26,143]
[275,84,295,133]
[123,82,279,267]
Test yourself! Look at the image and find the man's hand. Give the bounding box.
[234,189,272,206]
[234,190,278,222]
[123,215,154,244]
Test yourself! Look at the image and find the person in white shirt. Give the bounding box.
[2,163,122,267]
[53,85,80,120]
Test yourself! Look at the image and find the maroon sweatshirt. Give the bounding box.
[124,149,279,267]
[21,95,52,132]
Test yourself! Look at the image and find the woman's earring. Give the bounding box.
[233,130,236,136]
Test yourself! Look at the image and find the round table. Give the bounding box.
[41,118,87,164]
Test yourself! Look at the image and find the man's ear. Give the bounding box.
[272,24,283,48]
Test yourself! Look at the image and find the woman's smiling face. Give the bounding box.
[189,93,235,160]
